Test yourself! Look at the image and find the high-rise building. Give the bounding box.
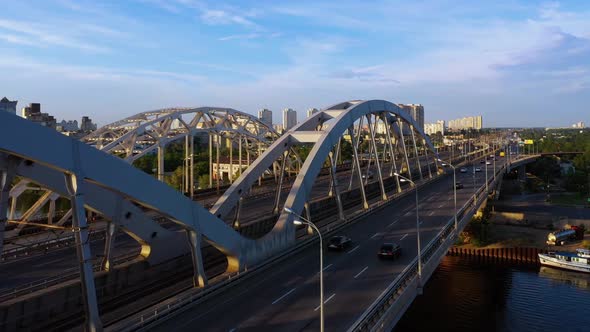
[273,124,284,134]
[258,108,272,126]
[80,116,97,132]
[57,120,79,132]
[398,104,424,132]
[20,103,56,128]
[572,121,585,128]
[425,120,445,135]
[448,115,483,130]
[0,97,17,115]
[282,108,297,131]
[306,108,319,117]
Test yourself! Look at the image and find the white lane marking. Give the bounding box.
[177,253,312,328]
[428,211,434,216]
[400,233,409,241]
[371,233,379,239]
[419,221,423,225]
[404,211,412,216]
[438,203,444,208]
[315,293,336,311]
[347,245,360,254]
[229,329,236,332]
[323,263,333,271]
[354,266,369,279]
[272,288,296,305]
[387,219,399,228]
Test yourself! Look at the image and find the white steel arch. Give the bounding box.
[83,107,278,162]
[212,100,439,265]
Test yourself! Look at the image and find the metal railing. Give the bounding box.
[348,163,505,331]
[0,252,138,303]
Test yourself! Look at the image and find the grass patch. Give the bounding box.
[550,193,588,206]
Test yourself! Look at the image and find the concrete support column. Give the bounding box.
[186,229,207,288]
[0,159,16,256]
[47,198,56,225]
[65,172,102,332]
[233,196,243,229]
[216,134,221,193]
[304,202,313,235]
[157,144,165,182]
[238,135,243,177]
[209,133,213,188]
[229,136,234,184]
[101,220,116,272]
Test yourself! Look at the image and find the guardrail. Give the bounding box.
[348,162,506,332]
[0,252,138,303]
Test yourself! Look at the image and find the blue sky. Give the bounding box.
[0,0,589,127]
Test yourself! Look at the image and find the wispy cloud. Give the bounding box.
[219,33,260,41]
[200,9,258,28]
[0,56,206,83]
[0,19,110,52]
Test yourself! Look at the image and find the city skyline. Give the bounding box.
[0,1,589,127]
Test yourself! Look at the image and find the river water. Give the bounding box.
[395,255,590,332]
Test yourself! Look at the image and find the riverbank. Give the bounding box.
[455,223,590,250]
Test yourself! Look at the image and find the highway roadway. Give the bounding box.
[152,155,506,331]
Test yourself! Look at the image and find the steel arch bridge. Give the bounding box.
[0,100,438,328]
[5,107,279,238]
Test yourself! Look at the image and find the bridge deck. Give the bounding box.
[150,157,507,331]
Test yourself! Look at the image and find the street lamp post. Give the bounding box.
[485,156,489,193]
[393,173,422,278]
[284,207,324,332]
[438,158,458,230]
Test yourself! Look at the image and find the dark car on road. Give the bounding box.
[460,167,467,173]
[378,243,402,259]
[328,235,352,250]
[455,182,464,189]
